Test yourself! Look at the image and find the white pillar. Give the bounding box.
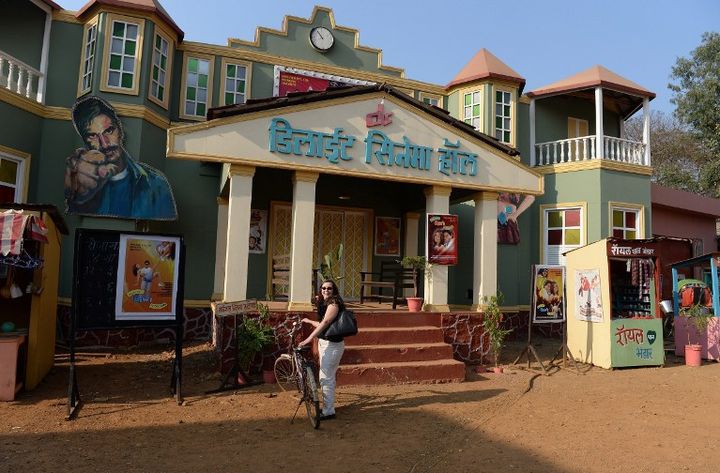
[213,197,229,301]
[403,212,420,297]
[30,0,51,103]
[223,165,255,302]
[529,98,536,167]
[642,98,651,166]
[423,186,451,312]
[472,192,499,310]
[595,87,604,159]
[288,171,319,311]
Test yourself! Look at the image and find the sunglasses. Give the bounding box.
[321,287,333,291]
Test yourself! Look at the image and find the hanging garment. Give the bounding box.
[0,210,29,256]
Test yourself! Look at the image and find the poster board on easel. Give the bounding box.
[67,229,186,420]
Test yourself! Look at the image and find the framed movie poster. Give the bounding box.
[532,265,566,323]
[427,214,458,265]
[249,209,267,254]
[575,268,603,322]
[374,217,401,256]
[115,234,181,320]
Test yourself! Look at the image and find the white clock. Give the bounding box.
[309,26,334,52]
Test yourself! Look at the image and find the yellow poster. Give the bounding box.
[115,234,180,320]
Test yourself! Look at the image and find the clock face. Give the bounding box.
[309,26,334,52]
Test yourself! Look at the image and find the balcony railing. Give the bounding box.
[535,135,648,167]
[0,51,43,103]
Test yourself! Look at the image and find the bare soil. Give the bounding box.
[1,339,719,473]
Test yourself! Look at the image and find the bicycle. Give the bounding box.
[273,321,322,429]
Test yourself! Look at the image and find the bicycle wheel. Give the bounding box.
[273,354,295,392]
[303,365,321,429]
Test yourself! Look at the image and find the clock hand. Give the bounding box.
[317,30,324,40]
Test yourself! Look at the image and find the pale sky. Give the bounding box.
[57,0,720,116]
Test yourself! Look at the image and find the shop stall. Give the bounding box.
[0,204,66,399]
[565,238,664,369]
[670,253,720,361]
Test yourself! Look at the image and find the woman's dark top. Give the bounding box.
[318,299,344,343]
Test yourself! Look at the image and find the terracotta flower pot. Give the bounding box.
[685,344,702,367]
[406,297,423,312]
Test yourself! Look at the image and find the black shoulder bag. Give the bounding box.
[323,308,358,338]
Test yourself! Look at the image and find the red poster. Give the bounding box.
[427,214,458,265]
[278,71,331,96]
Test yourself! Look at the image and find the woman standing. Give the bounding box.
[299,280,345,420]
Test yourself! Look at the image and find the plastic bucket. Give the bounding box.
[685,344,702,367]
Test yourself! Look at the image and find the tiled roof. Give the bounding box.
[527,65,655,99]
[75,0,183,39]
[447,48,525,90]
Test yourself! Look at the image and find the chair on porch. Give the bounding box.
[359,261,416,309]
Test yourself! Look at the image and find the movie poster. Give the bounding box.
[115,234,180,320]
[374,217,400,256]
[575,268,603,322]
[427,214,458,265]
[532,265,566,323]
[249,209,267,254]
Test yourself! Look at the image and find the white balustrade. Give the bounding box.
[0,50,43,103]
[534,135,647,167]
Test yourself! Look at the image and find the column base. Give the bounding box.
[423,303,450,313]
[287,301,314,312]
[470,304,488,312]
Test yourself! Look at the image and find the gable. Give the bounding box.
[168,92,543,195]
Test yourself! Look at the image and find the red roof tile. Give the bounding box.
[527,65,655,99]
[75,0,183,39]
[447,49,525,89]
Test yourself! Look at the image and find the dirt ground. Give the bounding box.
[2,338,720,473]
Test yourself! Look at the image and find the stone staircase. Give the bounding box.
[336,312,466,386]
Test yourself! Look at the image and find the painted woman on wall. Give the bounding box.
[497,193,535,245]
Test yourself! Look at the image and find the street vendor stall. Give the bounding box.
[670,253,720,361]
[0,204,66,399]
[565,238,664,369]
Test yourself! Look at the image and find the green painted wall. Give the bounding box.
[0,0,45,69]
[0,102,43,199]
[45,20,83,108]
[229,10,402,79]
[535,95,621,144]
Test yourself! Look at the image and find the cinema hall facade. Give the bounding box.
[2,2,656,362]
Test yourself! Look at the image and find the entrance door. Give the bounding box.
[269,203,370,300]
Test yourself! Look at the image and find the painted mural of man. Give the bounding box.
[64,96,177,220]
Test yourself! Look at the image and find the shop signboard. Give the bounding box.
[427,214,458,265]
[607,241,656,258]
[610,318,664,366]
[115,235,181,320]
[211,299,258,317]
[532,265,566,323]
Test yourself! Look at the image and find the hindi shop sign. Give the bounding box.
[269,117,479,178]
[212,299,257,317]
[610,318,664,366]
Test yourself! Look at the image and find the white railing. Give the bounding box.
[0,50,43,103]
[535,135,648,167]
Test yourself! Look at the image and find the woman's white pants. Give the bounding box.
[317,338,344,415]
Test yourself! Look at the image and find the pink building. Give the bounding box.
[652,183,720,255]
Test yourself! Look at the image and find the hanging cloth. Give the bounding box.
[0,210,29,256]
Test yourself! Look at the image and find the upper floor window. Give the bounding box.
[181,54,214,120]
[101,14,144,95]
[149,28,172,109]
[495,90,512,144]
[222,59,250,105]
[420,92,442,108]
[0,148,28,204]
[610,203,643,239]
[78,18,98,95]
[542,204,584,265]
[568,117,589,138]
[463,90,482,130]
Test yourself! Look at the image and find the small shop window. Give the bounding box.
[181,55,213,120]
[495,90,512,144]
[463,90,482,131]
[149,29,172,108]
[543,206,583,265]
[78,19,98,95]
[612,207,640,239]
[223,61,249,105]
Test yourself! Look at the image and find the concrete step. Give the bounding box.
[336,359,466,386]
[341,342,453,364]
[356,312,442,328]
[348,326,444,346]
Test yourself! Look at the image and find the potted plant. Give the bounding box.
[679,303,713,367]
[400,255,429,312]
[482,292,512,373]
[319,243,344,282]
[235,302,275,383]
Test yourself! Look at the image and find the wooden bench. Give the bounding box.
[359,261,417,309]
[271,254,320,301]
